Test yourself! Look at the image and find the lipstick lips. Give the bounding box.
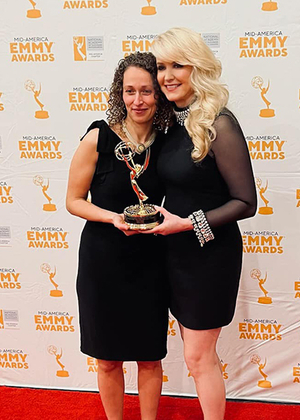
[164,84,181,91]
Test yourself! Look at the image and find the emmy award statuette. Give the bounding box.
[251,354,272,388]
[33,175,57,211]
[141,0,157,15]
[255,177,273,215]
[25,80,49,119]
[114,141,161,230]
[48,345,69,377]
[41,263,63,297]
[251,269,272,304]
[251,76,275,118]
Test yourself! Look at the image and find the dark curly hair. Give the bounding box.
[106,52,173,131]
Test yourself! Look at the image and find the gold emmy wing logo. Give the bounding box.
[73,37,87,61]
[0,310,4,329]
[41,263,63,297]
[27,0,41,18]
[251,269,272,304]
[251,354,272,388]
[48,345,69,377]
[255,177,273,215]
[25,80,49,119]
[262,0,278,11]
[33,175,57,211]
[141,0,156,15]
[252,77,275,118]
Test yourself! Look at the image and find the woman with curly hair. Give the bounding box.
[146,28,257,420]
[66,52,172,420]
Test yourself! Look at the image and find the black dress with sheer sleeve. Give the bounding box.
[157,109,256,330]
[76,120,168,361]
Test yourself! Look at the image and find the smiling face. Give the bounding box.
[156,61,195,108]
[122,66,157,124]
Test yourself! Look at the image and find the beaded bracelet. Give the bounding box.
[188,209,214,247]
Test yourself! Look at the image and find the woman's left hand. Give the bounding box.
[142,206,193,236]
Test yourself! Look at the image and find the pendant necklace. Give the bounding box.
[122,120,156,154]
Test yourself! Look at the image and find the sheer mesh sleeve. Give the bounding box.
[205,111,257,228]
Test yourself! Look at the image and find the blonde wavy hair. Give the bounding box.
[152,27,229,162]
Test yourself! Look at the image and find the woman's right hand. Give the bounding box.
[112,213,140,236]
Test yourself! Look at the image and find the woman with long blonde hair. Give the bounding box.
[145,27,257,420]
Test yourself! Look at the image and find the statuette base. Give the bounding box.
[124,204,161,230]
[262,2,277,11]
[27,9,41,18]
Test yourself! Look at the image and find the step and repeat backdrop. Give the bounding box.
[1,0,300,404]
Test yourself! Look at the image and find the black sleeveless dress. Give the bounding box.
[157,111,256,330]
[76,120,168,361]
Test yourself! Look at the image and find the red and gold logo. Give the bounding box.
[27,227,69,249]
[35,311,75,332]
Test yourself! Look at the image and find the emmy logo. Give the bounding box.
[48,346,69,377]
[251,354,272,388]
[25,80,49,119]
[255,177,273,215]
[33,175,57,211]
[262,0,278,11]
[41,263,63,297]
[26,0,41,18]
[162,370,169,382]
[251,76,275,118]
[251,269,272,304]
[73,37,87,61]
[141,0,157,15]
